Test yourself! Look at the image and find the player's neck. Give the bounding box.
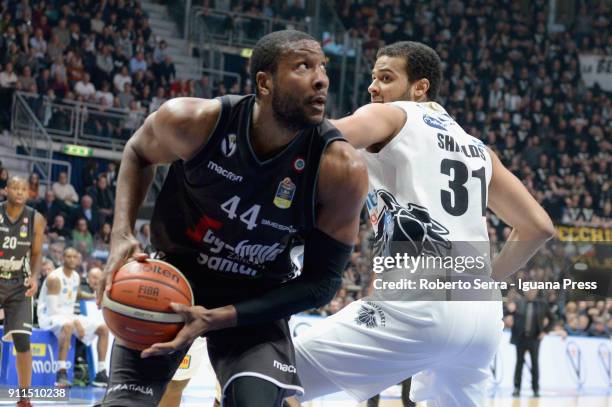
[250,102,300,160]
[62,267,74,277]
[5,202,24,221]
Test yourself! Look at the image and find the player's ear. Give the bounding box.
[414,78,430,100]
[256,72,272,97]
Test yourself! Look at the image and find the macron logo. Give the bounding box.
[207,161,243,182]
[273,360,296,373]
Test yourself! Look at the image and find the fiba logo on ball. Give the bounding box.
[565,341,585,386]
[221,133,237,157]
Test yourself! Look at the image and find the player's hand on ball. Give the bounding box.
[97,233,148,308]
[140,303,209,358]
[24,277,37,297]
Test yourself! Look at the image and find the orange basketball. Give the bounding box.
[102,259,194,351]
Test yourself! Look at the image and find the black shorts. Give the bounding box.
[99,319,302,407]
[0,275,32,342]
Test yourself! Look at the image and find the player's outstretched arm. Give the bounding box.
[487,149,556,281]
[98,98,222,307]
[330,103,406,149]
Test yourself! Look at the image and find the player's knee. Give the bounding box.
[12,333,30,353]
[97,324,109,336]
[61,322,73,335]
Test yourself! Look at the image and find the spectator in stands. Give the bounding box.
[118,82,134,108]
[36,68,52,95]
[46,34,65,63]
[67,53,85,85]
[115,27,133,60]
[37,247,109,388]
[153,39,169,65]
[0,62,17,88]
[52,171,79,207]
[52,18,70,49]
[48,213,72,242]
[94,80,114,106]
[113,65,131,93]
[155,55,176,86]
[0,168,8,201]
[589,319,608,338]
[129,51,147,74]
[29,28,47,59]
[18,66,35,91]
[195,74,213,99]
[35,190,62,223]
[94,222,112,252]
[72,217,94,255]
[27,172,41,202]
[89,174,116,222]
[74,72,96,101]
[83,267,103,295]
[72,194,100,234]
[149,86,166,113]
[95,45,114,85]
[47,241,65,268]
[105,162,118,191]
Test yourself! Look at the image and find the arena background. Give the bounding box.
[0,0,609,405]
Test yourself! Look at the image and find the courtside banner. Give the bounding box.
[368,241,611,301]
[579,54,612,92]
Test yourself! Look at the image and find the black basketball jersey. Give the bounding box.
[0,202,35,278]
[150,95,344,298]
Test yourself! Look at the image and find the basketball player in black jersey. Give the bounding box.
[95,30,368,407]
[0,176,46,407]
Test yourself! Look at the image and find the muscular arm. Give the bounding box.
[111,98,221,238]
[488,149,556,281]
[330,103,405,149]
[43,275,61,315]
[209,142,369,328]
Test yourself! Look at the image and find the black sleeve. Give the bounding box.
[234,228,353,326]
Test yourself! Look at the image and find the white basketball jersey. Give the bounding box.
[37,267,80,320]
[362,101,492,258]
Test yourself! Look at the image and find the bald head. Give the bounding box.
[6,176,28,205]
[87,267,103,290]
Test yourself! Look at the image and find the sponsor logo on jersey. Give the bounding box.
[186,215,223,242]
[207,160,243,182]
[0,250,3,257]
[221,133,237,157]
[107,383,154,396]
[273,360,296,373]
[261,218,297,234]
[273,177,296,209]
[292,156,305,173]
[372,189,451,258]
[0,256,25,273]
[197,253,258,277]
[354,301,386,329]
[19,225,27,238]
[423,114,450,130]
[200,229,285,265]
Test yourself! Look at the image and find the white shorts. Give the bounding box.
[38,314,103,346]
[172,336,208,381]
[294,300,503,407]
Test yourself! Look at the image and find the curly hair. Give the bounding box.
[376,41,442,100]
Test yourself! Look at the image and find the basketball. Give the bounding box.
[101,259,194,351]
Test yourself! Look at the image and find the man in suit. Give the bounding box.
[511,288,554,397]
[34,190,62,223]
[71,194,100,234]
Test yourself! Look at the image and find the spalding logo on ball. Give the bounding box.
[102,259,194,350]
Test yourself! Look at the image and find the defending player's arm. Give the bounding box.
[487,149,556,281]
[330,103,406,149]
[141,143,369,358]
[25,211,46,297]
[98,98,221,306]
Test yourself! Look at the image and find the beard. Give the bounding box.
[271,85,319,132]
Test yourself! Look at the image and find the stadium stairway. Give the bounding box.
[140,0,202,80]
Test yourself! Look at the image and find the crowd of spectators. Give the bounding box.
[0,0,609,340]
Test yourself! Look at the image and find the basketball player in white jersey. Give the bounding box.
[37,247,110,388]
[290,41,555,407]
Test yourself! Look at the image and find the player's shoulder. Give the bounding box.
[155,97,221,130]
